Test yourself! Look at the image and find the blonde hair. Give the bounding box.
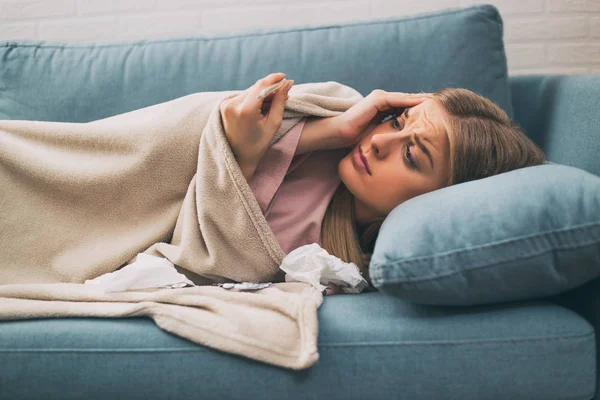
[320,88,547,287]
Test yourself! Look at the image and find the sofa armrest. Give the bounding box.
[509,75,600,177]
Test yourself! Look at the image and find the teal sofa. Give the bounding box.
[0,5,598,400]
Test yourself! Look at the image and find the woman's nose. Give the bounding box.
[370,130,410,158]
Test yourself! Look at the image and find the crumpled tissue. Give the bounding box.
[279,243,369,294]
[84,253,195,292]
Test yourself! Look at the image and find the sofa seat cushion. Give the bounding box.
[0,292,594,400]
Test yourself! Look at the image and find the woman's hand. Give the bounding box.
[219,73,294,181]
[333,90,433,148]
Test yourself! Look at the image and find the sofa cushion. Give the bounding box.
[0,4,512,123]
[510,75,600,177]
[0,293,594,400]
[370,163,600,306]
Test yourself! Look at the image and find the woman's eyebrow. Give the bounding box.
[406,106,434,170]
[414,132,434,169]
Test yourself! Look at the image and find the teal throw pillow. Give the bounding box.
[370,163,600,306]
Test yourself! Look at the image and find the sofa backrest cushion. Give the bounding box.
[0,5,512,123]
[510,75,600,177]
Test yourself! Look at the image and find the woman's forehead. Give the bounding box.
[410,100,449,143]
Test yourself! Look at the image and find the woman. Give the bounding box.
[220,73,547,294]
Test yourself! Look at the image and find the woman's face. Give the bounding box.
[338,99,451,224]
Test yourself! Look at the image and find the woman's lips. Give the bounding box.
[354,146,371,175]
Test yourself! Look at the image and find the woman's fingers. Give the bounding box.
[344,90,432,125]
[221,73,287,120]
[371,90,433,113]
[367,91,433,124]
[243,73,287,113]
[334,90,433,147]
[263,80,293,132]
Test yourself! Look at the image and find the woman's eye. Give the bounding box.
[391,118,403,130]
[404,144,417,170]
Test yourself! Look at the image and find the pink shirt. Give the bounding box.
[249,118,348,255]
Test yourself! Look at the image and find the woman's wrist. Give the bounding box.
[237,155,261,182]
[241,164,256,182]
[332,115,359,148]
[296,116,354,155]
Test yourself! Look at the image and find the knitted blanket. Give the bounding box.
[0,81,363,370]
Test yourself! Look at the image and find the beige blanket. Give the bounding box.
[0,81,363,370]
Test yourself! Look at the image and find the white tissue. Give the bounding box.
[279,243,369,294]
[84,253,195,292]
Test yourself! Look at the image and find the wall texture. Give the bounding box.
[0,0,598,75]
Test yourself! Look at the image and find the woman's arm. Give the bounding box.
[295,116,352,156]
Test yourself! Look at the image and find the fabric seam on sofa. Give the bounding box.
[318,331,594,347]
[382,220,600,264]
[373,242,599,284]
[1,330,593,351]
[372,221,600,283]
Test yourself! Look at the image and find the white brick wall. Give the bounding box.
[0,0,598,75]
